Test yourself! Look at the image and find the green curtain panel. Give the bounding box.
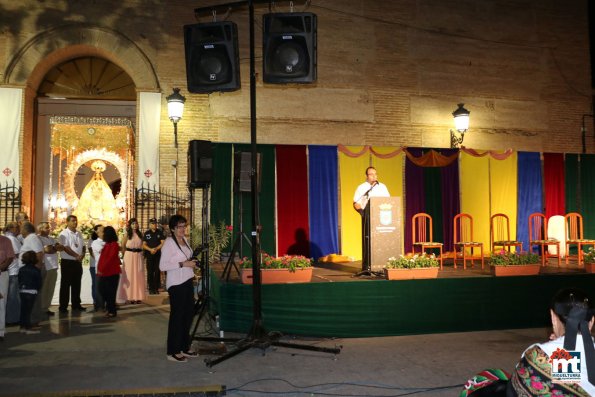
[233,144,276,257]
[565,154,579,214]
[580,154,595,238]
[424,165,443,246]
[210,143,233,228]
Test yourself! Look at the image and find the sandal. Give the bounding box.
[181,350,199,358]
[167,354,187,362]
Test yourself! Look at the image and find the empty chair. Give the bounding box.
[412,213,443,270]
[528,213,560,267]
[564,212,595,266]
[453,213,484,270]
[490,213,522,254]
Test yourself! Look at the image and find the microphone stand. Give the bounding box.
[353,181,382,277]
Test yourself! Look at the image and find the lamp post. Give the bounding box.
[450,103,470,148]
[166,88,186,200]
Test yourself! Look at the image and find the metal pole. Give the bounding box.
[248,0,263,337]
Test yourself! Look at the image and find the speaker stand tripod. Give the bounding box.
[221,192,252,281]
[353,203,382,277]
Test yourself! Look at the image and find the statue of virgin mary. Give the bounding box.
[73,160,120,226]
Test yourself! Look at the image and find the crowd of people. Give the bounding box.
[0,212,168,340]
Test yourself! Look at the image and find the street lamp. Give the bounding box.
[166,88,186,148]
[450,103,470,148]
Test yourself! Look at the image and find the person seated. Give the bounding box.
[509,288,595,396]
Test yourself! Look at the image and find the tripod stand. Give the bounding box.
[221,192,252,281]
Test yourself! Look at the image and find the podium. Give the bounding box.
[361,196,403,274]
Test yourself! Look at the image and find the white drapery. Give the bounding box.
[137,92,162,188]
[0,87,23,186]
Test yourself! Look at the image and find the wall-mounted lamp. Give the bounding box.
[166,88,186,148]
[450,103,470,148]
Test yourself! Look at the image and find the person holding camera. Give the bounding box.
[159,214,198,362]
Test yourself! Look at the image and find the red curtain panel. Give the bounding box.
[276,145,310,256]
[543,153,565,219]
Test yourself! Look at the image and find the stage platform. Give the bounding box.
[209,261,595,338]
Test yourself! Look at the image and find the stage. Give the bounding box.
[209,261,595,338]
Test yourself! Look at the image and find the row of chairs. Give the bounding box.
[412,212,595,270]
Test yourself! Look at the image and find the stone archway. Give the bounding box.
[3,23,160,219]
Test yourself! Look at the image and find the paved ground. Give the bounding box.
[0,292,560,397]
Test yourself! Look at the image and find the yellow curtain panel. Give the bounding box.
[371,147,404,254]
[339,147,370,260]
[460,153,491,251]
[489,152,519,249]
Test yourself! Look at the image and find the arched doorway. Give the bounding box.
[3,24,160,222]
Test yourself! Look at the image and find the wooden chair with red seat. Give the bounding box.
[453,213,484,270]
[528,212,560,267]
[412,212,443,270]
[490,213,523,254]
[564,212,595,266]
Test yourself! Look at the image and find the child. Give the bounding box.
[19,250,42,334]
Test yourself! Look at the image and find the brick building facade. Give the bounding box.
[0,0,592,217]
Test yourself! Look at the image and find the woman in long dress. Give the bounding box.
[119,218,146,304]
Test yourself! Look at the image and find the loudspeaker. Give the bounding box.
[188,140,213,188]
[234,152,262,193]
[262,12,317,84]
[184,22,240,93]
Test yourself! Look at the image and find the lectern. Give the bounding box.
[361,196,403,273]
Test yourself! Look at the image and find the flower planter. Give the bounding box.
[384,267,439,280]
[490,264,541,277]
[585,263,595,273]
[240,267,313,284]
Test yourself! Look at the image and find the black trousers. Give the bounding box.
[146,253,161,292]
[98,274,120,315]
[20,292,36,329]
[166,278,195,355]
[59,259,83,310]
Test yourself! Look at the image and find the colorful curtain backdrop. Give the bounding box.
[233,144,276,257]
[308,146,339,259]
[460,153,491,252]
[403,148,459,254]
[371,147,404,253]
[543,153,565,219]
[517,152,543,253]
[276,145,309,256]
[490,152,519,247]
[210,143,233,228]
[339,147,371,260]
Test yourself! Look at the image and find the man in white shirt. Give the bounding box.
[352,167,390,274]
[58,215,86,313]
[38,222,61,317]
[353,166,391,214]
[19,222,44,325]
[0,234,15,341]
[4,222,21,325]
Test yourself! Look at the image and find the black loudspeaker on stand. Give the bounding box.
[188,140,213,188]
[221,152,261,281]
[262,12,317,84]
[184,21,241,93]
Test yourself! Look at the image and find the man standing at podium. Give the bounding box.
[353,167,390,274]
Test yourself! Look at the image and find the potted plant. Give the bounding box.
[384,253,439,280]
[583,247,595,273]
[489,250,541,276]
[190,221,233,265]
[239,253,314,284]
